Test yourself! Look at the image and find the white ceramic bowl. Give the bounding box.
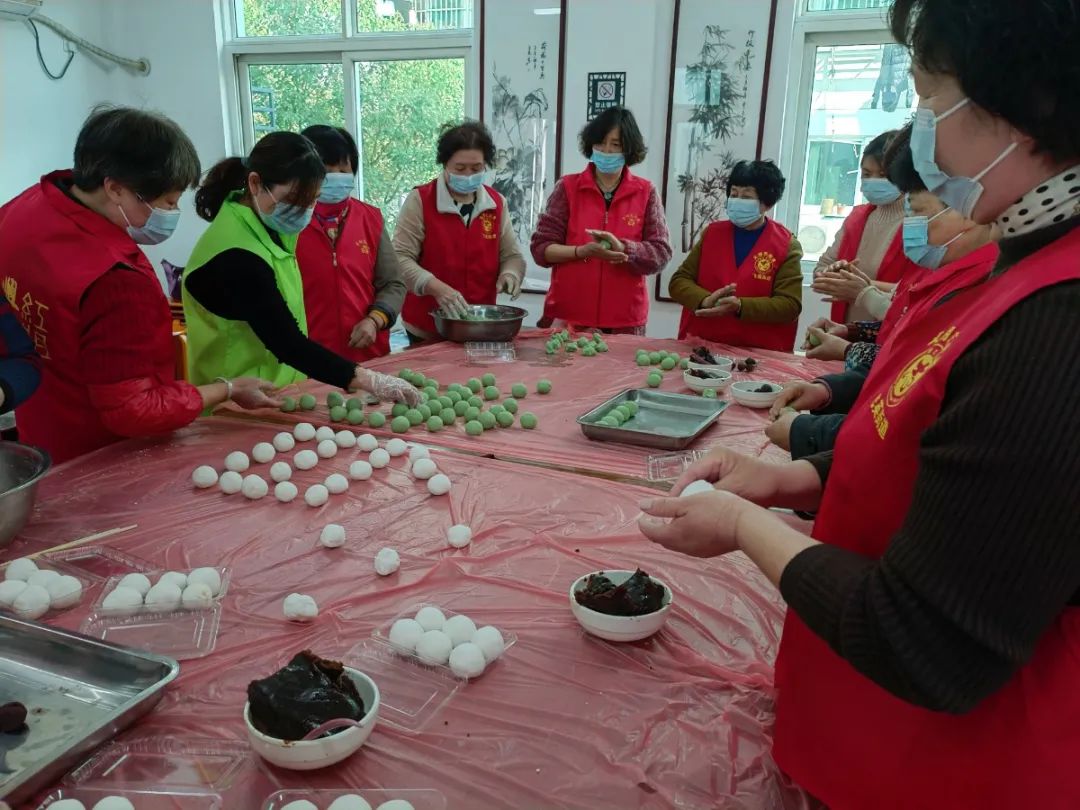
[683,368,732,393]
[687,355,734,373]
[569,570,673,642]
[730,380,783,409]
[244,666,379,770]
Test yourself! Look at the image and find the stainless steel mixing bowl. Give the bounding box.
[432,304,528,343]
[0,442,50,550]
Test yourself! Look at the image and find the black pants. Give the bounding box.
[789,413,846,460]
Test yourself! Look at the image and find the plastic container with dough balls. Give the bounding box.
[35,788,222,809]
[261,789,447,809]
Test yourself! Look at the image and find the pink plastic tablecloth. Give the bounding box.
[221,331,840,484]
[6,419,816,810]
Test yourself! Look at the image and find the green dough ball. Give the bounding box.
[454,400,470,417]
[423,386,439,400]
[576,337,590,348]
[406,408,424,426]
[625,401,639,416]
[447,390,462,404]
[465,420,484,436]
[565,343,578,353]
[561,329,570,339]
[418,404,432,420]
[425,378,439,390]
[437,396,453,410]
[636,348,649,357]
[426,415,444,431]
[299,394,317,411]
[464,406,481,421]
[660,357,676,371]
[593,332,603,341]
[615,404,632,420]
[496,410,515,428]
[391,415,410,433]
[440,407,457,425]
[648,352,662,365]
[536,379,552,395]
[347,408,365,425]
[610,409,627,425]
[511,383,527,399]
[398,368,412,379]
[647,373,663,388]
[479,411,497,430]
[679,358,690,369]
[489,404,506,416]
[280,396,297,413]
[636,354,651,367]
[702,388,718,399]
[468,395,483,408]
[346,397,363,411]
[596,341,609,352]
[447,383,462,395]
[329,405,348,422]
[599,416,619,427]
[484,385,500,401]
[367,411,386,428]
[545,345,557,356]
[327,391,345,408]
[467,378,483,393]
[481,373,496,387]
[502,398,519,414]
[520,412,538,429]
[582,347,597,357]
[390,403,407,418]
[808,331,823,348]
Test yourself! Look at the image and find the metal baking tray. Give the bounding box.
[0,615,179,805]
[577,389,728,450]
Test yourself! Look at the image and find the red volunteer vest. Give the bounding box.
[297,198,389,361]
[773,226,1080,809]
[832,203,914,322]
[400,180,503,336]
[677,219,797,351]
[543,166,651,329]
[0,171,175,463]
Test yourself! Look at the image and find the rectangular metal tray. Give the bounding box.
[577,388,728,450]
[0,615,179,805]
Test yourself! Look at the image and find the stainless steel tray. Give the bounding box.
[0,615,179,805]
[577,388,728,450]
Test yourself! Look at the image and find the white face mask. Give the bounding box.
[119,196,181,245]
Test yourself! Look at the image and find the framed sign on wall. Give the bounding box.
[586,71,626,118]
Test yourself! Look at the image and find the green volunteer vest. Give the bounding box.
[182,194,308,388]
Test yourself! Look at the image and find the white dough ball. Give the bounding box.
[320,523,346,548]
[315,426,336,443]
[374,547,400,576]
[449,642,487,679]
[369,448,390,469]
[181,582,214,610]
[5,557,37,581]
[388,617,424,653]
[272,431,296,452]
[317,439,339,459]
[280,801,318,810]
[415,629,453,665]
[325,473,349,494]
[348,460,373,481]
[294,422,317,442]
[305,484,329,508]
[294,449,319,470]
[252,442,276,464]
[408,444,430,463]
[411,458,437,480]
[49,800,87,810]
[224,451,250,472]
[357,433,379,452]
[443,614,478,647]
[242,474,269,500]
[386,438,408,457]
[12,584,50,619]
[159,571,188,590]
[118,573,151,596]
[102,586,144,613]
[145,581,182,611]
[92,798,135,810]
[414,606,446,631]
[0,579,28,607]
[335,430,357,448]
[427,474,451,496]
[680,479,715,498]
[283,592,319,622]
[219,470,243,494]
[328,795,373,810]
[270,461,293,483]
[447,524,472,549]
[46,575,83,610]
[191,465,218,488]
[275,481,299,503]
[472,625,506,662]
[188,567,222,596]
[376,802,416,810]
[26,569,61,589]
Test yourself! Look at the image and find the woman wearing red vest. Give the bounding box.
[531,107,672,335]
[0,106,279,464]
[637,1,1080,806]
[670,160,803,351]
[811,129,915,323]
[393,121,525,344]
[296,125,405,361]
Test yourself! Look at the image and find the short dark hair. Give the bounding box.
[72,105,200,199]
[726,160,786,208]
[195,131,325,221]
[862,129,899,166]
[301,125,359,175]
[578,107,647,166]
[883,125,925,194]
[436,121,495,166]
[890,0,1080,162]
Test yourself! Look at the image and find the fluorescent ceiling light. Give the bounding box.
[533,7,561,14]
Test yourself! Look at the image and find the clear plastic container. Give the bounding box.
[37,787,222,809]
[262,789,447,809]
[42,545,153,583]
[0,561,96,619]
[79,602,222,660]
[464,341,517,363]
[65,737,251,792]
[93,566,230,616]
[646,449,706,482]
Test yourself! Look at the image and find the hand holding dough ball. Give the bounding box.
[411,458,437,480]
[357,433,378,452]
[224,451,250,472]
[388,617,423,653]
[335,430,357,448]
[0,580,28,608]
[680,479,715,498]
[191,465,218,489]
[102,586,143,613]
[251,442,276,464]
[427,473,451,496]
[181,582,214,610]
[283,592,319,622]
[12,583,50,619]
[145,581,182,611]
[294,422,316,442]
[4,558,37,582]
[415,605,446,631]
[449,641,487,678]
[317,439,338,459]
[118,573,151,596]
[443,614,477,646]
[46,575,83,610]
[270,461,292,483]
[294,449,319,470]
[305,484,329,507]
[242,474,269,500]
[349,460,373,481]
[159,571,188,590]
[27,569,61,589]
[415,629,453,665]
[325,473,349,495]
[272,431,296,452]
[315,426,335,443]
[369,448,390,468]
[473,625,506,662]
[275,481,299,503]
[188,567,222,596]
[219,470,243,494]
[447,524,472,549]
[374,547,400,576]
[320,523,346,548]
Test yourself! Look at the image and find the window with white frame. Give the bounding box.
[228,0,475,229]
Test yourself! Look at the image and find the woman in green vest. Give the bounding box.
[182,131,419,405]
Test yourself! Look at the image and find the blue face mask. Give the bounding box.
[120,197,180,245]
[726,197,763,229]
[862,177,901,206]
[902,203,964,270]
[910,97,1018,219]
[591,149,626,175]
[446,171,485,195]
[258,187,314,234]
[318,172,355,204]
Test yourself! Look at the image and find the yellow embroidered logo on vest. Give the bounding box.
[751,252,777,281]
[480,212,497,239]
[2,276,16,307]
[870,326,960,439]
[355,238,370,254]
[622,212,641,228]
